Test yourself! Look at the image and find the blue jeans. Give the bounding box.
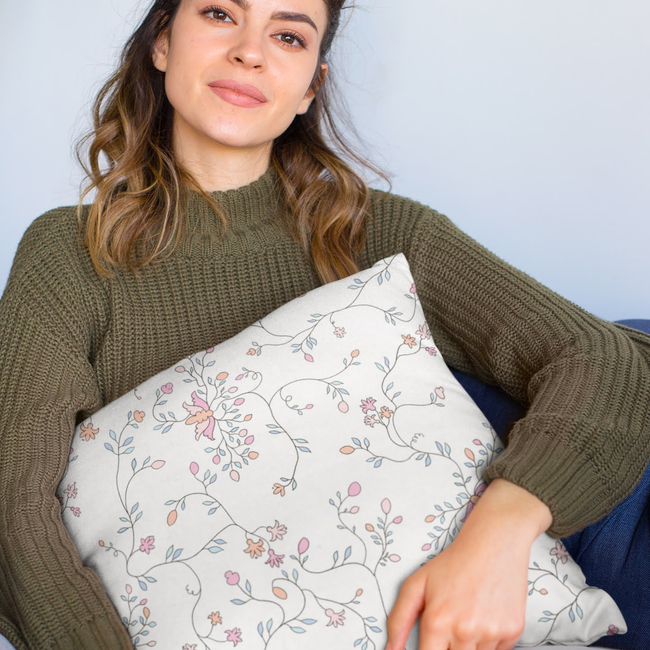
[451,319,650,650]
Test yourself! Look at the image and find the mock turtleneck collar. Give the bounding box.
[185,164,283,228]
[174,164,292,259]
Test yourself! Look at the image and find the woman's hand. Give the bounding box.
[384,478,553,650]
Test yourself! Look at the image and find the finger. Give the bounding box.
[418,614,453,650]
[494,639,519,650]
[385,575,426,650]
[475,640,499,650]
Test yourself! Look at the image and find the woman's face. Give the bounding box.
[152,0,329,160]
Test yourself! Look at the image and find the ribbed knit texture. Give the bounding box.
[1,164,649,648]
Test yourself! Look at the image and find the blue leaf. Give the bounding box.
[104,443,114,452]
[231,599,247,605]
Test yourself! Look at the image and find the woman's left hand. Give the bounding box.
[384,477,553,650]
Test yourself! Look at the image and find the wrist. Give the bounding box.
[462,478,553,542]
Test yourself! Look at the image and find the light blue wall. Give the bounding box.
[1,0,648,320]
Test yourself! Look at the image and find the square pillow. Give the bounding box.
[57,253,626,649]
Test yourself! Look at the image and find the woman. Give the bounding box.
[0,1,648,649]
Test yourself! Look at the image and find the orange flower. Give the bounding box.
[247,348,257,356]
[272,483,286,497]
[134,411,145,423]
[380,406,393,418]
[244,538,265,559]
[401,334,417,348]
[79,423,99,442]
[208,611,222,625]
[340,446,356,455]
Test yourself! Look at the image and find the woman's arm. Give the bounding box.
[385,478,553,650]
[0,214,135,649]
[363,192,650,538]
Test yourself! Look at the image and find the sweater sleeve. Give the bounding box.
[401,203,650,539]
[0,213,135,648]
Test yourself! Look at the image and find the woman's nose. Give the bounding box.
[227,31,266,69]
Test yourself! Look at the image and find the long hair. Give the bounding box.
[74,0,391,283]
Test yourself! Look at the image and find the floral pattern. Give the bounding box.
[56,253,626,649]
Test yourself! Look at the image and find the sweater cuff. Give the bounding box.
[50,614,134,650]
[0,613,133,650]
[482,413,624,539]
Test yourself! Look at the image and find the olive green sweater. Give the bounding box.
[1,164,649,649]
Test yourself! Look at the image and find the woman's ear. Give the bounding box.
[152,30,170,72]
[297,62,328,115]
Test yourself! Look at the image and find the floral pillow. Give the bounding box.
[57,253,626,649]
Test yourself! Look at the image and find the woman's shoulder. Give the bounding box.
[362,185,449,265]
[11,203,94,280]
[4,204,107,331]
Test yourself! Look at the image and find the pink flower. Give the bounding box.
[550,540,570,564]
[381,498,391,514]
[298,537,310,554]
[325,608,346,627]
[333,327,346,338]
[70,507,81,517]
[225,627,243,646]
[183,390,216,441]
[416,323,431,339]
[409,283,417,294]
[266,520,287,541]
[139,535,155,554]
[348,482,361,497]
[359,397,377,414]
[64,483,77,499]
[182,645,197,650]
[434,386,445,400]
[225,570,240,586]
[161,382,173,394]
[364,414,380,427]
[425,346,438,356]
[265,548,285,568]
[607,625,619,636]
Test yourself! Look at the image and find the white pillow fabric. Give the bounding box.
[57,253,626,649]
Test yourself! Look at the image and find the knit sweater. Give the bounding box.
[1,164,649,649]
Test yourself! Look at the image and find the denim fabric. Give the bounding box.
[451,319,650,650]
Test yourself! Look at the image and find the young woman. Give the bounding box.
[0,1,648,649]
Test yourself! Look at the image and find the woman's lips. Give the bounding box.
[209,85,266,108]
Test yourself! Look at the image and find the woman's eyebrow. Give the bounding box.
[226,0,319,33]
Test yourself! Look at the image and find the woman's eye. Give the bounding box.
[202,6,233,23]
[274,32,307,49]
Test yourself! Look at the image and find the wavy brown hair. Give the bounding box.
[74,0,391,283]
